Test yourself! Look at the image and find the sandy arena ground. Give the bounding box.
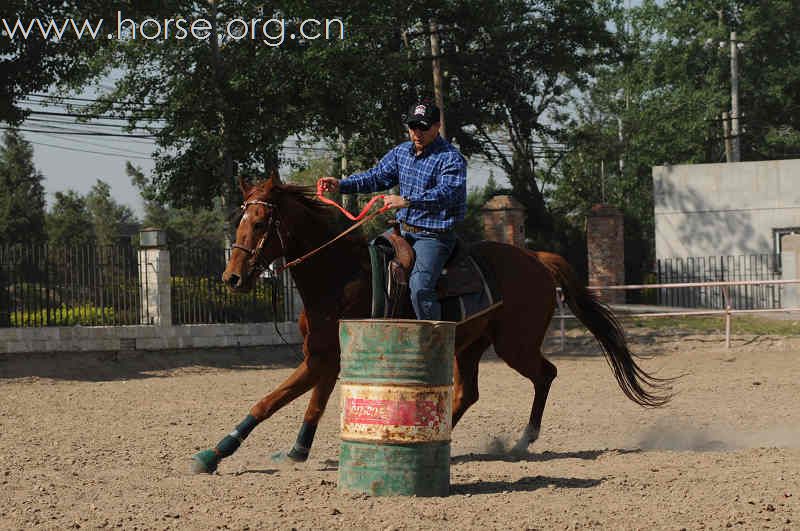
[1,327,798,530]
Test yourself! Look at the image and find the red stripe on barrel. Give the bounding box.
[344,398,444,426]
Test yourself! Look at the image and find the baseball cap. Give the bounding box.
[404,99,440,129]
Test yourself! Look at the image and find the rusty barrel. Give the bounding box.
[338,319,455,497]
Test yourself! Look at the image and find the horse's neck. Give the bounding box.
[283,203,368,309]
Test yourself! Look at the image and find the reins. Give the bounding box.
[271,180,389,275]
[233,180,387,360]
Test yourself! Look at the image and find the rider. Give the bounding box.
[319,98,467,321]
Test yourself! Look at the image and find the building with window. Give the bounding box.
[652,159,800,308]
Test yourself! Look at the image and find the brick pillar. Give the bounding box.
[480,195,526,247]
[781,233,800,308]
[138,228,171,326]
[587,205,624,304]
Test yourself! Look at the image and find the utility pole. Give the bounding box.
[339,131,357,215]
[429,18,446,139]
[600,160,606,203]
[722,111,733,162]
[730,31,741,162]
[617,116,624,174]
[207,0,235,247]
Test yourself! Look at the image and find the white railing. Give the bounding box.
[555,279,800,349]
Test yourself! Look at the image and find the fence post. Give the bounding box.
[781,234,800,309]
[722,286,732,348]
[138,228,171,326]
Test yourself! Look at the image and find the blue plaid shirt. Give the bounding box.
[339,136,467,231]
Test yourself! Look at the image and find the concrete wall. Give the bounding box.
[653,159,800,258]
[0,322,302,355]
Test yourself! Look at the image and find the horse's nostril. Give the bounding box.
[227,274,240,287]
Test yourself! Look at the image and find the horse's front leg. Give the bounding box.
[280,368,338,463]
[191,355,326,474]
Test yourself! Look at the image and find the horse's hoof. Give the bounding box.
[287,446,309,463]
[191,449,219,474]
[270,448,308,463]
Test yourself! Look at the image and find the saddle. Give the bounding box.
[369,222,500,321]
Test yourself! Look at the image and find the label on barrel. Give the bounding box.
[340,384,452,443]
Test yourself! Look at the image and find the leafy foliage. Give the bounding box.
[10,304,117,327]
[46,190,94,247]
[128,162,226,249]
[0,129,46,244]
[552,0,800,280]
[85,180,138,246]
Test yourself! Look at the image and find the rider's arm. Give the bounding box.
[407,153,466,211]
[339,149,399,194]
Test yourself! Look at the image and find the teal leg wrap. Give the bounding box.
[191,449,220,474]
[287,421,317,462]
[190,415,259,474]
[216,414,258,457]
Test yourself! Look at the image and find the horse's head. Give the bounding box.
[222,171,285,292]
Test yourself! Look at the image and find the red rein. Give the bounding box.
[315,179,390,220]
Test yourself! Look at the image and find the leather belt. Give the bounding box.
[400,222,449,234]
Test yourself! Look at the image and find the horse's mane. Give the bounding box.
[248,180,362,236]
[273,183,332,217]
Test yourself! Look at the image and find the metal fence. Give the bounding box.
[555,278,800,350]
[656,254,781,309]
[169,245,296,325]
[0,244,142,327]
[1,243,298,328]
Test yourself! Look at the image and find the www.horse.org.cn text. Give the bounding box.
[1,12,346,47]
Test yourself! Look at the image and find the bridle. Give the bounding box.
[232,186,389,278]
[231,198,284,275]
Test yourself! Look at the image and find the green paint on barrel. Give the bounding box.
[338,319,455,497]
[339,441,450,497]
[339,319,454,386]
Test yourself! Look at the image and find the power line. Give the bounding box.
[26,139,154,160]
[25,93,167,108]
[22,109,165,122]
[1,126,157,139]
[27,131,154,157]
[24,116,156,132]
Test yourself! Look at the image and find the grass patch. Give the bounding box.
[625,314,800,336]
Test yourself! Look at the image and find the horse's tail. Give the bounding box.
[532,251,672,407]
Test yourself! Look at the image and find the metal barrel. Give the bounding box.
[338,319,455,497]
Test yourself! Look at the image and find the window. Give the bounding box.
[773,227,800,272]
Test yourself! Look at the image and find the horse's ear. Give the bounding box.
[238,175,252,197]
[268,167,281,185]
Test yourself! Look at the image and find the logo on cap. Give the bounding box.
[414,105,426,116]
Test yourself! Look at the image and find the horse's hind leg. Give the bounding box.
[510,355,557,452]
[452,335,491,428]
[493,334,557,452]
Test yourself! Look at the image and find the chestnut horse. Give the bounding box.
[190,175,670,474]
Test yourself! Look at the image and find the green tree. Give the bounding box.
[46,190,93,247]
[0,3,183,124]
[457,175,501,242]
[85,180,138,247]
[553,0,800,281]
[0,129,46,244]
[440,0,618,250]
[128,162,226,249]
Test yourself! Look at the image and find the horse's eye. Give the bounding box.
[254,220,268,230]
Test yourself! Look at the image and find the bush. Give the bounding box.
[10,304,117,326]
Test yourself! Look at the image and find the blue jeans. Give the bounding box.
[402,230,456,321]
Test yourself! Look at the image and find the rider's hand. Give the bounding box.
[383,194,410,210]
[318,176,340,193]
